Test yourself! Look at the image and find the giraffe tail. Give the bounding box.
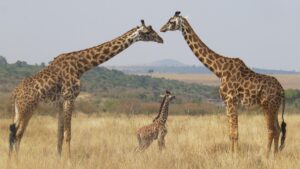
[9,123,17,152]
[279,90,286,151]
[9,94,17,154]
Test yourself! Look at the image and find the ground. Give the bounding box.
[0,114,299,169]
[149,73,300,89]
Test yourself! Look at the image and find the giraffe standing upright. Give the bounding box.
[160,11,286,156]
[9,20,163,159]
[135,90,175,152]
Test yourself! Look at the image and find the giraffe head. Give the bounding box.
[161,90,176,104]
[160,11,184,32]
[133,20,163,43]
[165,90,176,102]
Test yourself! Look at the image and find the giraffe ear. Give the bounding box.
[159,95,165,98]
[175,11,181,16]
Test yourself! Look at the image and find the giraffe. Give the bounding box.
[8,20,163,159]
[160,11,286,156]
[135,90,175,152]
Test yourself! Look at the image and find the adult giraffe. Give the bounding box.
[9,20,163,159]
[160,11,286,156]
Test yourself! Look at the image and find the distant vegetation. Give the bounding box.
[108,59,300,74]
[0,56,218,101]
[0,56,220,117]
[0,56,299,118]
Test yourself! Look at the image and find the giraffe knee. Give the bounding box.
[64,131,71,142]
[229,130,238,141]
[268,128,280,137]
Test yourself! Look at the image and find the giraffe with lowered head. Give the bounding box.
[9,20,163,159]
[160,11,286,156]
[135,90,175,152]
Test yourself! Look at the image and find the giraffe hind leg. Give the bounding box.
[9,102,34,157]
[140,140,152,152]
[136,138,152,153]
[134,133,142,152]
[264,108,280,157]
[273,115,280,154]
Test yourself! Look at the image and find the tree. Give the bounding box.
[41,62,46,67]
[148,69,154,74]
[15,60,28,67]
[0,55,7,65]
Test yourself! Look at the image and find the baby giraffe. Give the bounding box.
[135,90,175,152]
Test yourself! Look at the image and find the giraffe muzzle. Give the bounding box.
[160,27,167,32]
[157,36,164,43]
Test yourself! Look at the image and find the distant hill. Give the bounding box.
[148,59,186,67]
[107,59,300,74]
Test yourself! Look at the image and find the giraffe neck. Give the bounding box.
[158,100,170,124]
[180,18,226,78]
[62,28,139,77]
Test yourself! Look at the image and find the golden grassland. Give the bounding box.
[149,73,300,89]
[0,114,299,169]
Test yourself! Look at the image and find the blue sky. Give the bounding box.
[0,0,299,71]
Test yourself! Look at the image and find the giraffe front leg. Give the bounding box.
[63,99,74,160]
[226,103,238,153]
[57,102,64,156]
[158,128,167,151]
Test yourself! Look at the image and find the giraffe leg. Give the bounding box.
[140,140,152,152]
[273,116,280,154]
[9,102,34,158]
[135,133,143,152]
[158,128,167,151]
[137,138,153,152]
[226,103,238,153]
[264,106,281,157]
[265,116,274,157]
[63,100,74,159]
[13,114,33,160]
[57,102,64,156]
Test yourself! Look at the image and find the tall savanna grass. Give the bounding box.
[0,114,299,169]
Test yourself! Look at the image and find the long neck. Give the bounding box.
[181,19,227,78]
[65,28,138,77]
[158,100,170,124]
[153,96,167,121]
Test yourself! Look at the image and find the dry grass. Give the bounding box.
[150,73,300,89]
[0,114,299,169]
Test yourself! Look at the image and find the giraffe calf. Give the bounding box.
[135,91,175,152]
